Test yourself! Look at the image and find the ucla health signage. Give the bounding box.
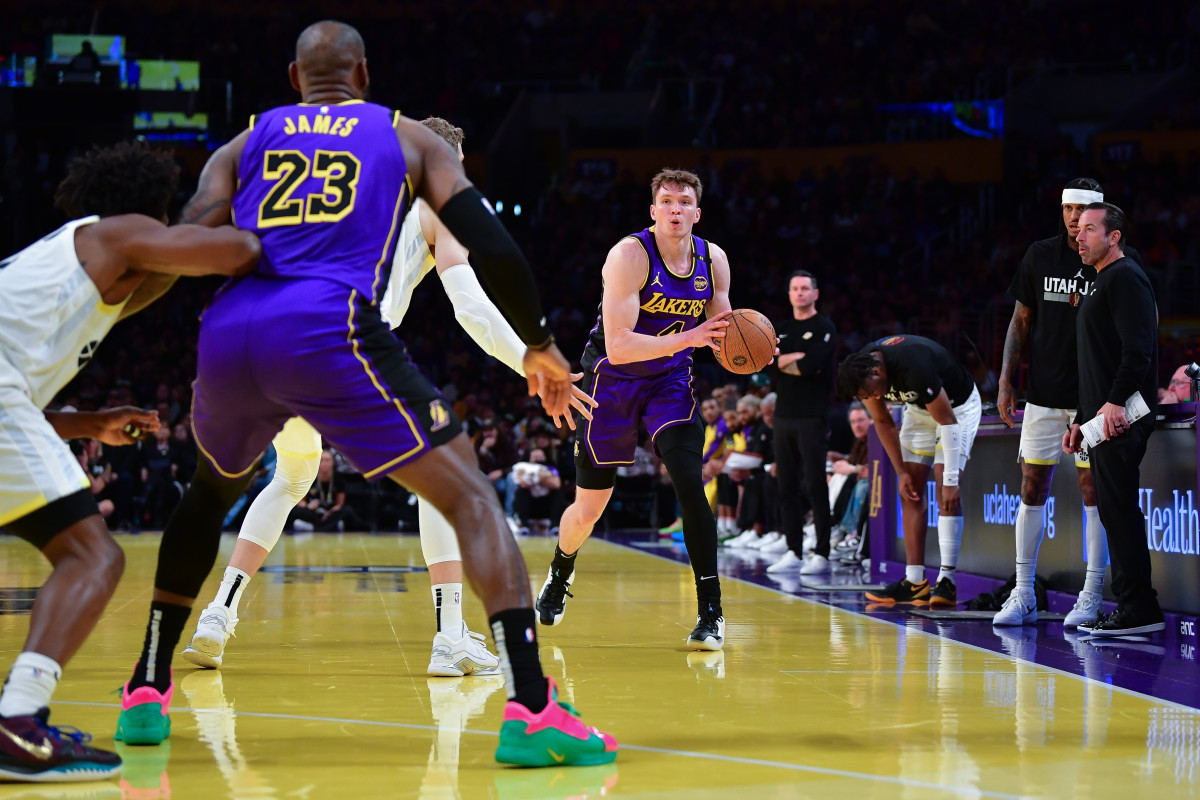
[870,417,1199,615]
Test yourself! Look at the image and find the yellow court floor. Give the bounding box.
[0,531,1196,800]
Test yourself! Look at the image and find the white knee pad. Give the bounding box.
[238,449,319,551]
[419,497,462,566]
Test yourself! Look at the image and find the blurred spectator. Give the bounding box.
[1160,363,1194,404]
[289,450,365,533]
[511,448,563,535]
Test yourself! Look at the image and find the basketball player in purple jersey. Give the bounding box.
[116,21,615,768]
[536,169,741,651]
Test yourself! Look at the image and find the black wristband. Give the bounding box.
[437,187,554,346]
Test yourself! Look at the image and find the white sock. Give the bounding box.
[215,567,251,618]
[0,653,61,718]
[1014,503,1046,593]
[1083,505,1108,595]
[905,565,926,585]
[937,516,963,583]
[432,583,463,636]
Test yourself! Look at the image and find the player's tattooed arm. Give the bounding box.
[178,132,247,227]
[997,300,1032,427]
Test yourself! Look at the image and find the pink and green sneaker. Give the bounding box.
[495,678,618,767]
[115,678,173,746]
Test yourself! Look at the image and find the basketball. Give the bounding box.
[715,308,776,374]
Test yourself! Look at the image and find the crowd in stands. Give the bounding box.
[3,0,1197,536]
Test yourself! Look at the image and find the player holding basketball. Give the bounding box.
[993,179,1139,628]
[0,141,260,782]
[180,117,592,679]
[536,168,738,651]
[116,21,615,768]
[836,335,982,606]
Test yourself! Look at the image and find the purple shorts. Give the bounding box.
[191,275,459,481]
[576,365,697,467]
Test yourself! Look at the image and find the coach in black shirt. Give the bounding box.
[1064,202,1162,637]
[770,270,837,573]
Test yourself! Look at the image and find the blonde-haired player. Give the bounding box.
[182,117,593,676]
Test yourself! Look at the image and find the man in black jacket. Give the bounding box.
[1063,202,1162,637]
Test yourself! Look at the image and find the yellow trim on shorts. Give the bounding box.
[189,395,261,480]
[1022,457,1059,466]
[1074,458,1091,468]
[344,290,428,479]
[585,363,634,466]
[0,495,50,529]
[908,448,936,457]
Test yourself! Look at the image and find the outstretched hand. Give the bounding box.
[541,373,597,431]
[523,344,574,425]
[93,407,162,446]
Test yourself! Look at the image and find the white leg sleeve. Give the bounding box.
[419,497,462,566]
[238,419,321,551]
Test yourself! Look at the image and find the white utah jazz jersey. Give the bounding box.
[0,216,129,409]
[378,198,435,328]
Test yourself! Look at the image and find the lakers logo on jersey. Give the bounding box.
[693,275,708,292]
[77,340,98,368]
[429,400,451,432]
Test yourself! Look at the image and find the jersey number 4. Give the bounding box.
[257,150,361,228]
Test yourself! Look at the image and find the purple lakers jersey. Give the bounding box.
[231,101,411,302]
[580,227,713,379]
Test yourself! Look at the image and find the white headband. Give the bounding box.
[1062,189,1103,205]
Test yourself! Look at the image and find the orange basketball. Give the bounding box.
[715,308,776,375]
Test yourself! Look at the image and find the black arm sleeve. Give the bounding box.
[436,187,553,347]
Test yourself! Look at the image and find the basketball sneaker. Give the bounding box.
[0,708,121,782]
[181,604,237,670]
[686,602,725,651]
[535,567,574,627]
[1063,590,1104,629]
[992,588,1038,626]
[428,622,501,677]
[864,578,929,604]
[799,553,830,575]
[1078,606,1165,637]
[494,678,617,767]
[929,577,957,608]
[765,549,802,572]
[114,679,173,746]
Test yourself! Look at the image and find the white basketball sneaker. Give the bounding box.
[427,622,501,677]
[181,603,238,669]
[992,588,1038,626]
[799,553,831,575]
[1064,590,1104,629]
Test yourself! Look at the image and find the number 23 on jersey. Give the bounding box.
[257,149,361,228]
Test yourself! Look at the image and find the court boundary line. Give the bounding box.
[598,536,1200,716]
[55,701,1036,799]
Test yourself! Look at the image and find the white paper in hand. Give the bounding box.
[1080,392,1151,449]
